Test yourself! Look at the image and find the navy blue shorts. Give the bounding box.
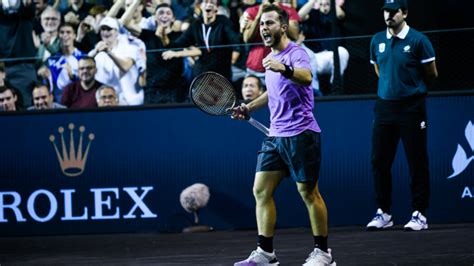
[256,130,321,183]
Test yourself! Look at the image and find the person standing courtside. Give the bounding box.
[366,0,438,231]
[232,5,335,265]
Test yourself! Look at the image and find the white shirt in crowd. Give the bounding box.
[92,34,144,105]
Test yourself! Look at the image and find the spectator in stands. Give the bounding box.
[96,85,119,106]
[76,6,106,53]
[241,74,263,103]
[61,0,94,22]
[61,56,101,108]
[240,0,299,85]
[33,0,48,36]
[38,23,84,102]
[89,17,144,105]
[111,0,153,36]
[0,85,19,111]
[162,0,241,81]
[28,83,66,110]
[146,0,185,31]
[0,0,38,108]
[138,3,186,103]
[36,6,62,66]
[109,0,149,89]
[298,0,349,86]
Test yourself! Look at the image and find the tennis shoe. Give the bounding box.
[404,210,428,231]
[234,247,279,266]
[366,208,393,230]
[303,247,336,266]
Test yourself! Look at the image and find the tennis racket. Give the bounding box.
[189,72,270,136]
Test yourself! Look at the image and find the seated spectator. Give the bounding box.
[241,74,263,103]
[162,0,241,82]
[38,23,84,102]
[89,17,144,105]
[36,6,62,66]
[0,85,19,111]
[28,83,66,110]
[61,56,102,108]
[298,0,349,86]
[96,85,119,106]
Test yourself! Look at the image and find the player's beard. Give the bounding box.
[272,30,282,48]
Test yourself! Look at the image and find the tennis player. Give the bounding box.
[232,5,335,266]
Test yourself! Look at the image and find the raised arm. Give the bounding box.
[335,0,345,19]
[262,54,312,86]
[162,46,202,60]
[107,0,125,18]
[298,0,317,21]
[242,1,272,43]
[120,0,143,36]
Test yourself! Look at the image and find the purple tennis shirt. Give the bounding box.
[265,42,321,137]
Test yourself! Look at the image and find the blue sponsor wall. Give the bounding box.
[0,94,473,236]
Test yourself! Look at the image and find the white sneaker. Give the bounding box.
[366,208,393,230]
[404,210,428,231]
[234,246,279,265]
[303,248,336,266]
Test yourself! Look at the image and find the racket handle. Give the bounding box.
[247,117,270,136]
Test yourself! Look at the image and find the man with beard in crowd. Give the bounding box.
[27,83,66,110]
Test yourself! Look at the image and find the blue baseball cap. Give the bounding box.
[382,0,408,11]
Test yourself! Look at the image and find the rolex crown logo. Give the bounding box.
[49,123,95,177]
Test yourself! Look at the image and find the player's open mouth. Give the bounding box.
[262,33,272,42]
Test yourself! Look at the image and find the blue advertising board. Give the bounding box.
[0,95,473,236]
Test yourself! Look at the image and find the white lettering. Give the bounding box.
[61,189,88,221]
[123,187,158,219]
[0,186,158,223]
[27,189,58,222]
[90,188,120,220]
[0,191,26,222]
[461,187,473,198]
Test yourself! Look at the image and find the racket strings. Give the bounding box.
[191,74,236,115]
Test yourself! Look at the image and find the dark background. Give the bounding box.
[336,0,474,94]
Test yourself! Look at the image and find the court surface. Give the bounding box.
[1,223,473,265]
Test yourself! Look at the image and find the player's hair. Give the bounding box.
[261,4,289,26]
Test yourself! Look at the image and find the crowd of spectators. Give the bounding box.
[0,0,347,111]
